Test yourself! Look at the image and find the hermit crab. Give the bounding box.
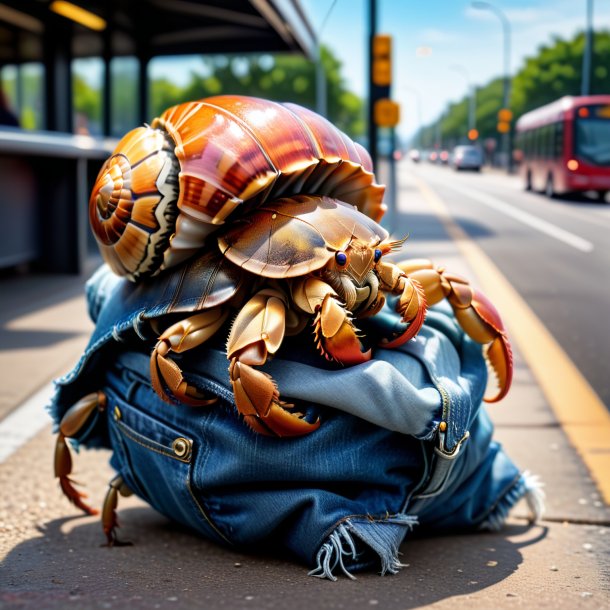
[89,95,385,281]
[55,96,513,539]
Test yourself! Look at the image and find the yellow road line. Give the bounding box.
[414,175,610,503]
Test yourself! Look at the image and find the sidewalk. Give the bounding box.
[1,183,609,608]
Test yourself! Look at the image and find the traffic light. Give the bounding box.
[374,99,400,128]
[371,34,399,127]
[497,108,512,133]
[372,34,392,87]
[468,128,479,141]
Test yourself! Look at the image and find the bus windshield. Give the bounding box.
[575,105,610,166]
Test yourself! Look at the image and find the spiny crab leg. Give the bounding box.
[101,474,134,547]
[227,288,320,437]
[54,391,106,515]
[375,260,428,348]
[151,308,229,406]
[397,258,513,402]
[291,277,372,365]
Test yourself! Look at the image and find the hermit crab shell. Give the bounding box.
[89,95,385,281]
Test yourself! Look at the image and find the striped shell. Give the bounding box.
[89,95,385,281]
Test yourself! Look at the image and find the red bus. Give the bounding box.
[515,95,610,199]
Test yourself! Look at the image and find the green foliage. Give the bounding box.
[70,46,363,139]
[150,46,364,138]
[419,30,610,147]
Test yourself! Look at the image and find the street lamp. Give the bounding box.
[471,1,511,167]
[450,64,476,140]
[315,0,337,117]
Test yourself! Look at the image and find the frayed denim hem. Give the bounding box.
[308,514,419,581]
[479,470,546,532]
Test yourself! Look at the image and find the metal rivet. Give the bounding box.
[439,421,447,432]
[114,406,121,420]
[172,437,191,459]
[271,213,277,219]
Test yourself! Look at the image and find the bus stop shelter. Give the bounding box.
[0,0,315,272]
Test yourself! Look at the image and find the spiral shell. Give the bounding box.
[89,95,385,281]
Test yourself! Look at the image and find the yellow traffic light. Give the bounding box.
[468,128,479,140]
[497,121,511,133]
[372,34,392,87]
[498,108,513,122]
[374,98,400,127]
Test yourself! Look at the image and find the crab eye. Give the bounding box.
[335,251,348,266]
[374,248,383,262]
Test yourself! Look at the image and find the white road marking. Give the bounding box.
[436,179,595,253]
[0,382,54,463]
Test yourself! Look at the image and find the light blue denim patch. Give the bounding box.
[50,264,542,579]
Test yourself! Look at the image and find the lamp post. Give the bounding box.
[471,1,511,168]
[450,64,476,141]
[315,0,337,117]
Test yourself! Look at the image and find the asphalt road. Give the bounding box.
[396,161,610,411]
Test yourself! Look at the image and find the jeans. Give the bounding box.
[50,264,541,579]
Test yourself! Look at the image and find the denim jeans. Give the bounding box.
[50,264,542,580]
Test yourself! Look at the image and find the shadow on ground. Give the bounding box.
[0,505,548,610]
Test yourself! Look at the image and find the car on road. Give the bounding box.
[451,145,483,171]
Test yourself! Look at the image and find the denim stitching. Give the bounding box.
[116,419,191,463]
[115,408,230,543]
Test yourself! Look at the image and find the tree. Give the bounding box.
[417,30,610,148]
[151,46,364,138]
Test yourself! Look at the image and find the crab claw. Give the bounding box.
[397,259,513,402]
[54,391,106,516]
[314,294,372,365]
[292,277,371,365]
[150,309,228,407]
[375,260,427,347]
[54,395,104,515]
[227,289,320,437]
[230,359,320,436]
[455,289,513,402]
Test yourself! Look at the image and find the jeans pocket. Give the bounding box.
[106,392,231,547]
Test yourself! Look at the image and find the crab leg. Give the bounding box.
[397,258,513,402]
[101,474,134,547]
[150,308,229,406]
[54,391,106,515]
[375,260,428,348]
[227,288,320,437]
[291,277,372,365]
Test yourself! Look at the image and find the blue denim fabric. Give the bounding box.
[50,264,538,579]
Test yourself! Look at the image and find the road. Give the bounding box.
[390,161,610,411]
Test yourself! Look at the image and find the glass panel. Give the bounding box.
[111,56,139,137]
[72,57,103,135]
[0,65,19,128]
[21,63,45,130]
[554,121,563,159]
[575,105,610,166]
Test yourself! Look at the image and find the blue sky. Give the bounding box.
[149,0,610,141]
[300,0,610,139]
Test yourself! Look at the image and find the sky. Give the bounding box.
[149,0,610,141]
